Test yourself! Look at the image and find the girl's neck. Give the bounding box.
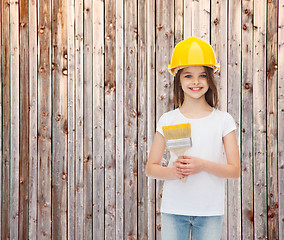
[179,97,213,118]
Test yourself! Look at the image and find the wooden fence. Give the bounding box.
[0,0,283,239]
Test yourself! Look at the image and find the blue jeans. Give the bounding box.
[161,213,223,240]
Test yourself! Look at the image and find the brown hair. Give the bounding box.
[173,66,218,108]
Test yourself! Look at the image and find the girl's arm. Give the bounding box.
[177,130,240,178]
[145,132,185,180]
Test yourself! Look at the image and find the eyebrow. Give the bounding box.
[182,71,206,74]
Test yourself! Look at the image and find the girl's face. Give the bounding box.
[179,66,209,101]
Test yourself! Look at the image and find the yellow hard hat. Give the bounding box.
[168,37,220,76]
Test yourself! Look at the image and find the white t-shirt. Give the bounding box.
[156,108,236,216]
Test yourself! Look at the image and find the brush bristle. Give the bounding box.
[162,123,191,140]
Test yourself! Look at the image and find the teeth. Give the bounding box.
[191,87,201,90]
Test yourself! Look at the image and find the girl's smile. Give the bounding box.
[189,87,203,91]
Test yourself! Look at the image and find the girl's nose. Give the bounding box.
[193,79,199,85]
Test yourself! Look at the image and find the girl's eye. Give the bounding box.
[200,74,207,78]
[185,75,192,78]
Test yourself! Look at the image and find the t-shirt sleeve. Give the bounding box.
[156,113,166,136]
[222,112,237,137]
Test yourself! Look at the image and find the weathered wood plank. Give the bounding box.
[138,0,147,238]
[75,0,84,238]
[124,0,138,239]
[0,2,2,237]
[175,0,183,44]
[93,0,105,239]
[38,0,52,238]
[192,0,210,40]
[278,2,284,238]
[19,0,29,238]
[253,0,268,238]
[267,0,279,238]
[115,0,124,239]
[52,0,68,238]
[67,0,75,238]
[227,0,242,239]
[184,0,192,38]
[211,0,228,111]
[211,1,228,238]
[10,0,20,239]
[28,0,38,239]
[104,0,116,238]
[241,0,254,238]
[146,0,156,239]
[1,0,10,238]
[83,0,93,238]
[156,0,174,239]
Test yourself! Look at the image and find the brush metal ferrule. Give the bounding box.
[165,137,192,150]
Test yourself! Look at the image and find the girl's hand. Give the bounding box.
[172,160,189,179]
[176,156,205,175]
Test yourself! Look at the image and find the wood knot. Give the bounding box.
[62,172,67,180]
[156,224,161,231]
[20,22,27,28]
[244,209,254,223]
[52,63,56,70]
[157,25,163,31]
[131,109,137,118]
[243,24,248,30]
[274,64,277,70]
[39,26,45,34]
[214,18,219,25]
[39,66,45,73]
[62,68,68,76]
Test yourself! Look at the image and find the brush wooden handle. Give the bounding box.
[171,148,191,183]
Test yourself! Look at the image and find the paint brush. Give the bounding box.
[162,123,192,182]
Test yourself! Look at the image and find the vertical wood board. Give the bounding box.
[74,0,84,238]
[267,0,279,238]
[37,0,52,238]
[93,0,105,239]
[104,0,116,238]
[278,2,284,238]
[67,0,75,238]
[28,0,38,239]
[253,0,268,238]
[10,0,20,239]
[241,0,254,238]
[19,0,29,238]
[2,1,10,238]
[146,0,156,238]
[227,0,242,239]
[52,0,68,238]
[83,0,93,238]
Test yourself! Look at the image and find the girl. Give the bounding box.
[146,37,240,240]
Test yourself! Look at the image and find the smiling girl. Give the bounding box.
[146,37,240,240]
